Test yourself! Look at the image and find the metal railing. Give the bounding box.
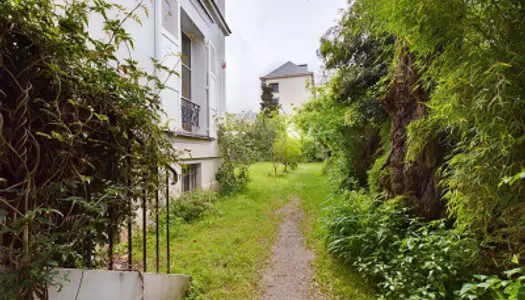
[82,166,177,274]
[80,132,179,274]
[181,98,200,132]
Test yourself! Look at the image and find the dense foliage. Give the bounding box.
[0,0,179,297]
[326,192,479,299]
[294,12,392,191]
[297,0,525,298]
[363,0,525,254]
[458,256,525,299]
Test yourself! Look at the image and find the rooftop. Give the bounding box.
[260,61,313,80]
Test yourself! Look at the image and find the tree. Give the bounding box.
[216,114,259,194]
[260,82,279,117]
[271,135,302,174]
[295,10,393,191]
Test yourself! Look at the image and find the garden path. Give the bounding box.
[260,197,324,300]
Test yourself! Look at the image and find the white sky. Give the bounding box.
[225,0,347,113]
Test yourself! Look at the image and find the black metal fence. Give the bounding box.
[82,167,178,274]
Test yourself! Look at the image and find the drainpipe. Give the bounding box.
[154,0,162,90]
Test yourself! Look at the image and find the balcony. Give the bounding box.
[181,98,200,132]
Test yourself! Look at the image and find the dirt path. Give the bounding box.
[261,197,321,300]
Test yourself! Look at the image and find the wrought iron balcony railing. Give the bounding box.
[181,98,200,132]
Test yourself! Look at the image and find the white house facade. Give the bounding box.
[89,0,231,194]
[260,61,314,115]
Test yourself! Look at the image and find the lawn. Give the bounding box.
[140,162,372,299]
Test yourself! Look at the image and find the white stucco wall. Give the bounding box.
[47,269,190,300]
[264,75,312,115]
[169,158,222,194]
[88,0,228,192]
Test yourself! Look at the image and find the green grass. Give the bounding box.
[140,162,372,299]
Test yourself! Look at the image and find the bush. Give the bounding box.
[301,136,327,162]
[457,256,525,300]
[217,114,258,194]
[271,135,302,173]
[323,154,360,192]
[326,191,479,299]
[169,191,217,223]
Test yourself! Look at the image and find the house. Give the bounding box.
[260,61,314,115]
[234,110,258,122]
[89,0,231,194]
[41,1,231,298]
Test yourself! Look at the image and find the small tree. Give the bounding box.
[249,112,286,161]
[260,83,279,117]
[216,114,259,194]
[272,135,302,174]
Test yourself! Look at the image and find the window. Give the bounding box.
[181,32,192,101]
[182,164,199,192]
[269,83,279,93]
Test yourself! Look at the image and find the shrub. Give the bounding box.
[169,191,217,223]
[272,135,302,172]
[323,154,360,192]
[217,114,258,194]
[326,191,479,299]
[457,256,525,300]
[301,136,327,162]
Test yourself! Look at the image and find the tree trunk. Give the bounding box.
[380,50,444,220]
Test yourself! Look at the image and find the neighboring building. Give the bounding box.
[89,0,231,194]
[260,61,314,114]
[234,110,258,122]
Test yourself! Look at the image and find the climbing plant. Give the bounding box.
[0,0,179,298]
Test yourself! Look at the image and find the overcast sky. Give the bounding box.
[225,0,347,113]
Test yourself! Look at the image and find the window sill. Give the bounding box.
[171,130,216,141]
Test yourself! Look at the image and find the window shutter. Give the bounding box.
[162,0,179,39]
[208,42,218,137]
[209,43,217,77]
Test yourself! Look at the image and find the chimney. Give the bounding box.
[298,64,308,71]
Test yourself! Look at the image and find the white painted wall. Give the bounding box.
[88,0,156,77]
[168,158,222,194]
[264,75,312,115]
[47,269,190,300]
[88,0,229,192]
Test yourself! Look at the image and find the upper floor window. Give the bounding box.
[181,32,192,101]
[269,83,279,93]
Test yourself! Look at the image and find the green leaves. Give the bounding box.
[500,169,525,187]
[1,0,179,296]
[458,261,525,300]
[216,114,260,194]
[326,191,479,299]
